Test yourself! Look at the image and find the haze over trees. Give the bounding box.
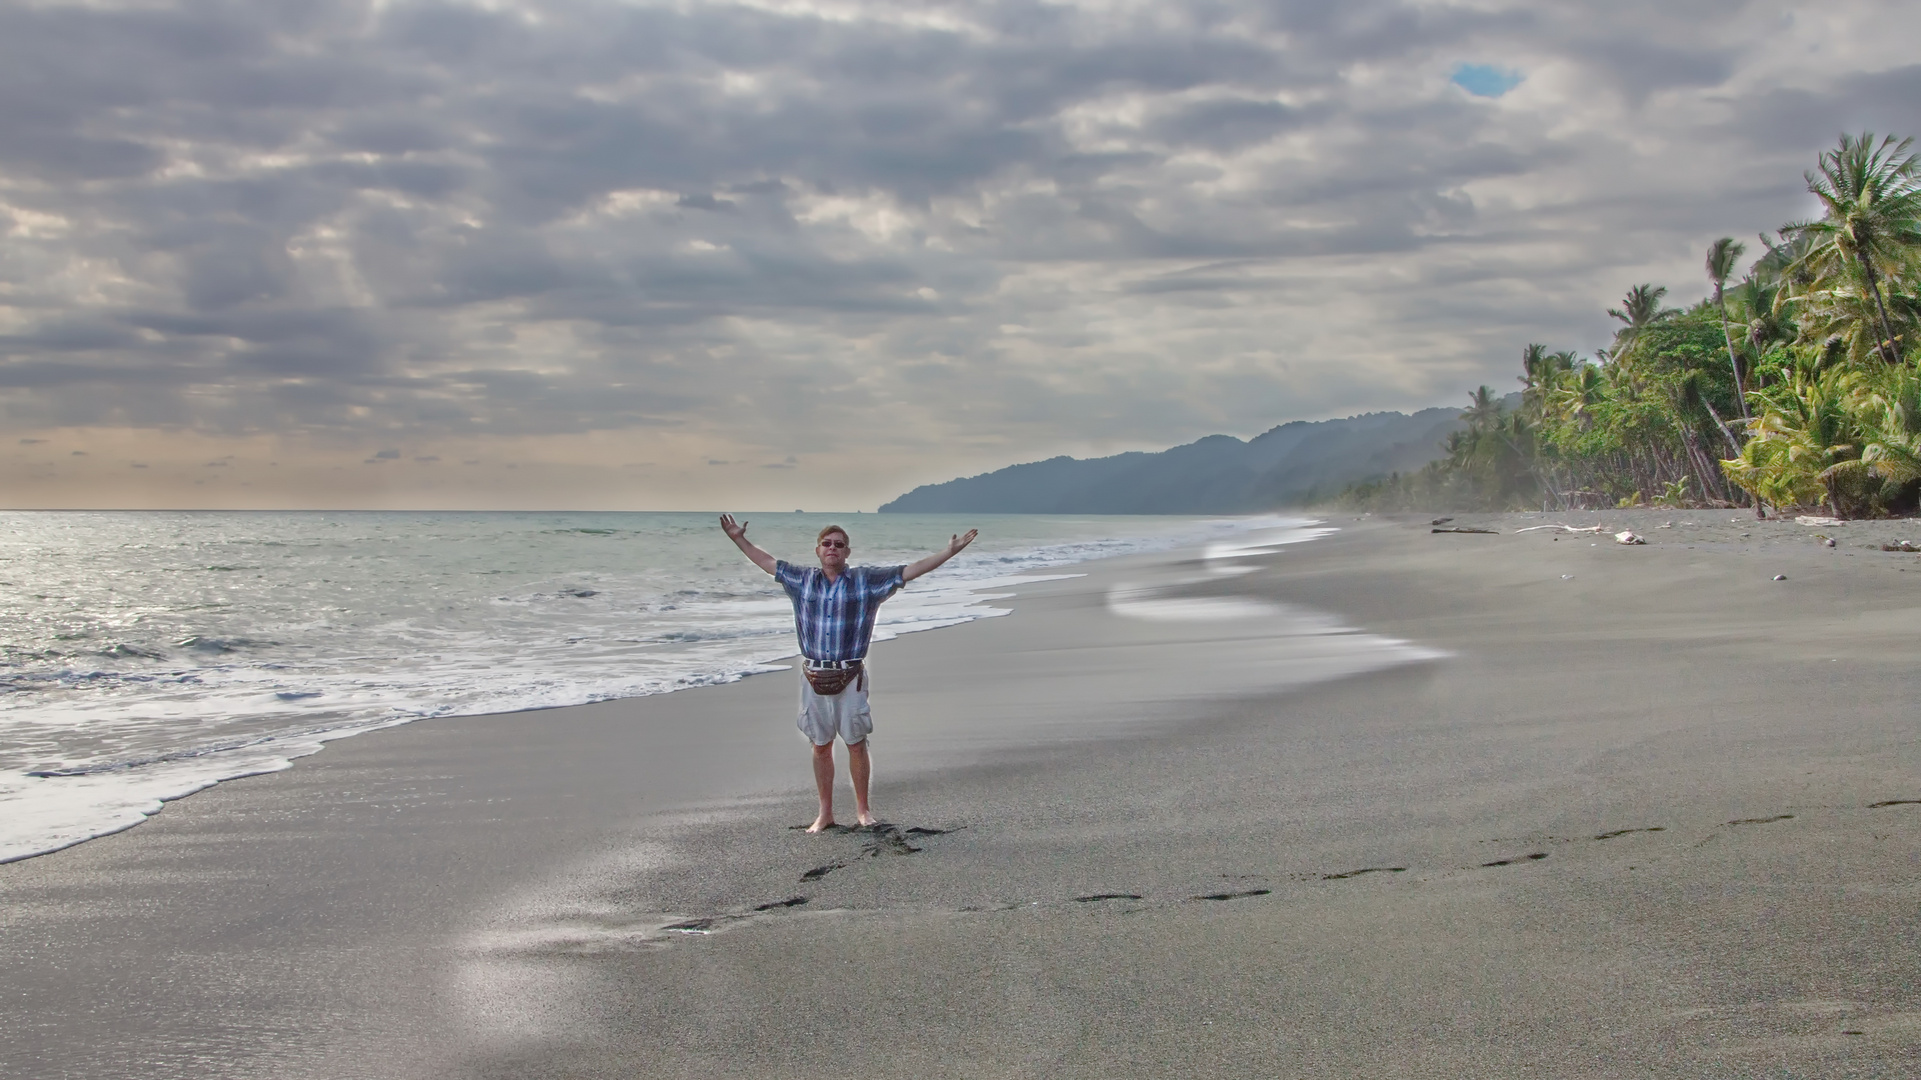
[1344,132,1921,518]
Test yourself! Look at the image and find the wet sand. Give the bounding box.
[4,512,1920,1078]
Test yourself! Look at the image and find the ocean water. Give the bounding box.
[0,510,1307,863]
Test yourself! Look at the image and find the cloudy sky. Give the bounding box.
[2,0,1916,510]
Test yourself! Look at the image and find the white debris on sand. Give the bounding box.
[1615,531,1646,545]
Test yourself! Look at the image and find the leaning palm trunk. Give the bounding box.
[1681,430,1714,503]
[1859,250,1904,364]
[1700,398,1742,456]
[1718,306,1750,417]
[1701,442,1731,503]
[1696,400,1750,508]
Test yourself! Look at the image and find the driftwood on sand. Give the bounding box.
[1432,527,1498,534]
[1514,525,1606,534]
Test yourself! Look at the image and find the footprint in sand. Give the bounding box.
[1321,867,1407,880]
[863,827,922,856]
[1480,853,1549,867]
[1593,827,1665,840]
[794,823,955,882]
[659,896,814,938]
[1724,814,1794,826]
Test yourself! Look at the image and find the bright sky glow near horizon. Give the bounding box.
[3,0,1918,511]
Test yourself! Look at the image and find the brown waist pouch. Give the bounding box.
[802,662,863,696]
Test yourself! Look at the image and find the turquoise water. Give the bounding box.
[0,510,1300,862]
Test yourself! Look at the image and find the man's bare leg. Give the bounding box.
[808,742,836,832]
[848,739,876,827]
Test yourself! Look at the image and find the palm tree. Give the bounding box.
[1848,364,1921,498]
[1794,278,1912,369]
[1518,344,1575,417]
[1734,275,1793,369]
[1518,344,1548,401]
[1756,230,1815,374]
[1463,385,1504,430]
[1551,364,1607,429]
[1781,132,1921,365]
[1723,366,1865,513]
[1754,229,1816,290]
[1706,237,1750,418]
[1606,284,1676,363]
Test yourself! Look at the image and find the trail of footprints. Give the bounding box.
[656,800,1914,939]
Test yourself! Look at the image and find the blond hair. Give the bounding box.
[816,524,850,546]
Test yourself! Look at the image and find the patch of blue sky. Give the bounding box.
[1451,64,1523,98]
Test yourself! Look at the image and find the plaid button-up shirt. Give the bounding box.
[773,561,906,662]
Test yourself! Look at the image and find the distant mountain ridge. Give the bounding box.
[879,407,1464,514]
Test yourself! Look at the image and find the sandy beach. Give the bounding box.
[4,511,1919,1079]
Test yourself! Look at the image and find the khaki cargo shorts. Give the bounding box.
[798,665,872,746]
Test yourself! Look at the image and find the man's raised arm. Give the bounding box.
[902,528,979,582]
[719,514,779,575]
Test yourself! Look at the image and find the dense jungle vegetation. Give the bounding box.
[1342,132,1921,518]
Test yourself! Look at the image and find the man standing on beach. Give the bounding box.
[719,516,978,832]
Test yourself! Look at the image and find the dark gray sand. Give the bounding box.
[5,512,1919,1079]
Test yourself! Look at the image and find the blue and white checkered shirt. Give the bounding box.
[773,561,906,662]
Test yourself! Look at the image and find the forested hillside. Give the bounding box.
[880,408,1461,514]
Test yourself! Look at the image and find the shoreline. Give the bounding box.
[0,511,1308,867]
[5,514,1920,1078]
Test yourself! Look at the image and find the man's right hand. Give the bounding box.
[720,514,778,575]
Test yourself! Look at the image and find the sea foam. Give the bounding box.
[1,510,1309,863]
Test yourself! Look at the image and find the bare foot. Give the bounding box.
[806,814,836,833]
[856,812,879,828]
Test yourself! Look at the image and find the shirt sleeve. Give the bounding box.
[869,565,906,600]
[773,560,806,598]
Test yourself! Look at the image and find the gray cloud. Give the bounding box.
[1730,64,1921,154]
[0,0,1916,504]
